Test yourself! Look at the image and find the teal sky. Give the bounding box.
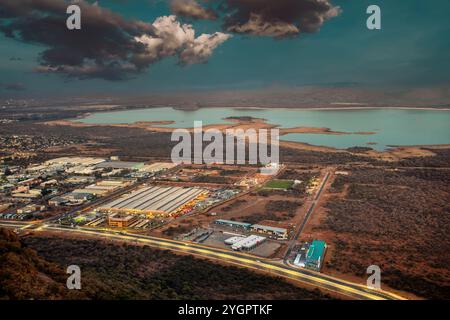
[1,0,449,98]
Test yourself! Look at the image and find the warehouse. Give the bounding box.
[230,235,266,251]
[214,219,252,230]
[305,240,327,271]
[250,224,288,239]
[72,180,131,196]
[107,213,138,228]
[95,161,144,170]
[224,236,245,245]
[138,162,177,173]
[98,185,207,216]
[45,157,105,167]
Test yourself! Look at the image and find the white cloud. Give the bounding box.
[135,15,231,66]
[180,32,232,65]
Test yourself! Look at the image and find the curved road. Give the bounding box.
[14,223,405,301]
[0,171,405,301]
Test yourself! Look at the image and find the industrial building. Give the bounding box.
[98,185,207,216]
[95,161,144,170]
[293,242,310,268]
[12,189,42,199]
[47,180,131,207]
[214,219,252,229]
[27,157,106,175]
[64,192,94,203]
[65,176,95,185]
[214,220,288,239]
[48,196,69,206]
[225,235,266,251]
[107,213,138,228]
[16,204,46,214]
[224,236,246,245]
[305,240,327,271]
[45,157,106,167]
[72,180,132,196]
[250,224,288,239]
[138,162,177,173]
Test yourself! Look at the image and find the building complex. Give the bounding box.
[98,185,208,217]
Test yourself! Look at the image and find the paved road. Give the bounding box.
[0,221,405,300]
[0,169,406,301]
[284,171,331,262]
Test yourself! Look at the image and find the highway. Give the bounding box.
[0,221,406,301]
[0,168,406,301]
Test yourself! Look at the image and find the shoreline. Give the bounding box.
[42,118,450,161]
[65,104,450,124]
[44,118,374,137]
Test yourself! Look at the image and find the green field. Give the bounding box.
[264,179,294,190]
[73,216,87,223]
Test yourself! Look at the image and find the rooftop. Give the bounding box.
[251,224,287,233]
[215,219,252,227]
[95,161,144,170]
[109,213,135,221]
[307,240,327,262]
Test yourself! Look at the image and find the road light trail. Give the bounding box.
[37,224,405,300]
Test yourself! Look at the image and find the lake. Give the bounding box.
[76,107,450,151]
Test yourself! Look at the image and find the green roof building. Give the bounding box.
[214,219,252,229]
[306,240,327,271]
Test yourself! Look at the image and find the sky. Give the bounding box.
[0,0,449,98]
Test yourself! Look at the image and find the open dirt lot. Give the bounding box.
[304,166,450,300]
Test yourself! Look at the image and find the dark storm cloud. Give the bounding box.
[170,0,217,20]
[172,0,341,38]
[221,0,341,38]
[0,0,153,80]
[0,0,230,80]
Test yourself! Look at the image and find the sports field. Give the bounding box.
[264,180,294,190]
